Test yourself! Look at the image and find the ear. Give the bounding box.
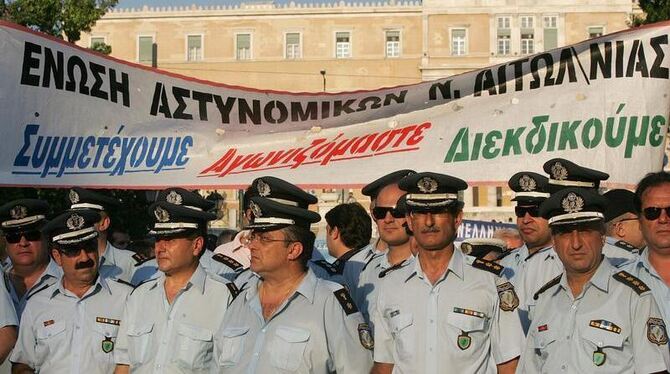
[406,213,415,232]
[97,215,111,232]
[454,210,464,228]
[614,222,626,238]
[52,248,63,267]
[286,241,304,261]
[330,226,340,240]
[192,236,205,257]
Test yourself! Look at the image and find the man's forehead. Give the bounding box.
[376,183,404,205]
[642,183,670,202]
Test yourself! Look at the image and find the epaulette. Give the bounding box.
[533,275,562,300]
[379,259,410,278]
[112,278,136,289]
[613,240,638,253]
[333,288,358,315]
[212,254,243,271]
[313,260,341,276]
[132,253,155,267]
[471,258,503,276]
[360,252,383,273]
[226,282,241,299]
[130,278,155,295]
[26,283,51,301]
[613,270,650,295]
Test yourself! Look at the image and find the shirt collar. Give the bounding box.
[245,269,317,305]
[406,247,462,282]
[558,257,612,295]
[52,274,109,299]
[638,250,661,279]
[150,264,207,294]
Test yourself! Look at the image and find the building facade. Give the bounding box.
[82,0,638,228]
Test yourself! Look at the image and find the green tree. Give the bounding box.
[631,0,670,26]
[90,40,111,54]
[2,0,118,42]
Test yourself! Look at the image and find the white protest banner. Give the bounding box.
[0,20,668,189]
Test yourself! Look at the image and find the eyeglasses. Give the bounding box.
[642,206,670,221]
[371,206,405,220]
[514,206,540,218]
[58,243,97,257]
[5,230,42,244]
[242,232,293,246]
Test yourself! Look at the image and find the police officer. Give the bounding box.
[114,195,236,373]
[0,274,17,364]
[10,209,132,373]
[518,187,669,373]
[603,189,643,265]
[500,171,551,283]
[0,199,61,318]
[215,194,373,373]
[371,172,523,374]
[68,188,139,284]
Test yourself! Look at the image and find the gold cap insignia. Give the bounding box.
[256,179,271,197]
[166,190,183,205]
[561,192,584,213]
[551,162,569,180]
[66,214,85,230]
[9,205,27,220]
[417,177,438,193]
[519,175,537,192]
[154,206,170,222]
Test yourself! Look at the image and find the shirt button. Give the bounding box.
[261,328,266,333]
[571,305,577,310]
[561,365,566,370]
[254,352,259,356]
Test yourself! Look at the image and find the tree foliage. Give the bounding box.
[91,40,111,54]
[631,0,670,26]
[2,0,118,42]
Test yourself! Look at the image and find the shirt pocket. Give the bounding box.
[92,323,119,365]
[270,325,310,372]
[126,322,154,366]
[35,321,68,363]
[174,323,214,370]
[218,326,249,367]
[446,311,488,354]
[385,311,414,361]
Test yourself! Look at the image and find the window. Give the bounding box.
[521,33,534,54]
[285,33,301,59]
[138,36,154,63]
[520,16,534,29]
[335,32,351,58]
[451,28,466,56]
[588,26,604,39]
[543,15,558,50]
[236,33,251,60]
[385,30,400,58]
[496,16,511,55]
[187,35,202,61]
[90,36,105,48]
[496,187,503,207]
[472,186,480,207]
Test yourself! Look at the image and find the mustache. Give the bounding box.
[75,259,95,269]
[421,227,440,233]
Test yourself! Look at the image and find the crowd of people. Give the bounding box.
[0,157,668,373]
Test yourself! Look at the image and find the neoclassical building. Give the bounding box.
[81,0,639,226]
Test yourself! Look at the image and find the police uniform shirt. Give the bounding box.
[213,230,251,269]
[622,250,670,327]
[372,249,523,374]
[10,276,131,374]
[603,237,639,268]
[215,269,373,373]
[0,274,17,328]
[309,247,365,292]
[200,249,243,282]
[115,264,233,373]
[130,257,159,286]
[99,242,137,283]
[6,259,62,318]
[518,259,669,373]
[499,244,530,285]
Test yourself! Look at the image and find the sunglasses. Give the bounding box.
[642,206,670,221]
[514,206,540,218]
[58,242,98,257]
[5,230,42,244]
[371,206,405,220]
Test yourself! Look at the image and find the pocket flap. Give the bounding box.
[222,326,250,338]
[36,321,67,339]
[93,323,119,338]
[178,324,213,341]
[531,330,558,349]
[275,326,310,343]
[582,327,624,348]
[128,323,154,336]
[447,312,486,332]
[387,312,413,334]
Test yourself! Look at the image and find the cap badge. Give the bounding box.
[551,162,569,180]
[561,192,584,213]
[66,214,85,230]
[519,175,537,192]
[417,177,438,193]
[9,205,27,220]
[249,201,263,218]
[154,206,170,222]
[69,190,80,204]
[256,179,271,197]
[166,190,183,205]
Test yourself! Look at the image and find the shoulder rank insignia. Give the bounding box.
[496,282,519,312]
[614,240,637,252]
[358,323,374,350]
[533,274,562,300]
[226,282,240,299]
[471,258,503,276]
[647,317,668,345]
[212,254,243,270]
[313,260,340,276]
[613,270,650,295]
[132,253,155,267]
[334,288,358,315]
[589,319,621,334]
[379,259,410,279]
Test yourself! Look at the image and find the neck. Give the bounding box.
[164,262,199,289]
[62,277,95,299]
[387,241,412,265]
[332,245,352,260]
[374,238,388,252]
[527,240,552,255]
[11,261,48,278]
[418,245,454,284]
[262,267,306,290]
[565,266,599,298]
[97,237,107,257]
[648,249,670,286]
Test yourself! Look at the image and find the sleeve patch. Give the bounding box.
[496,282,519,312]
[334,288,358,315]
